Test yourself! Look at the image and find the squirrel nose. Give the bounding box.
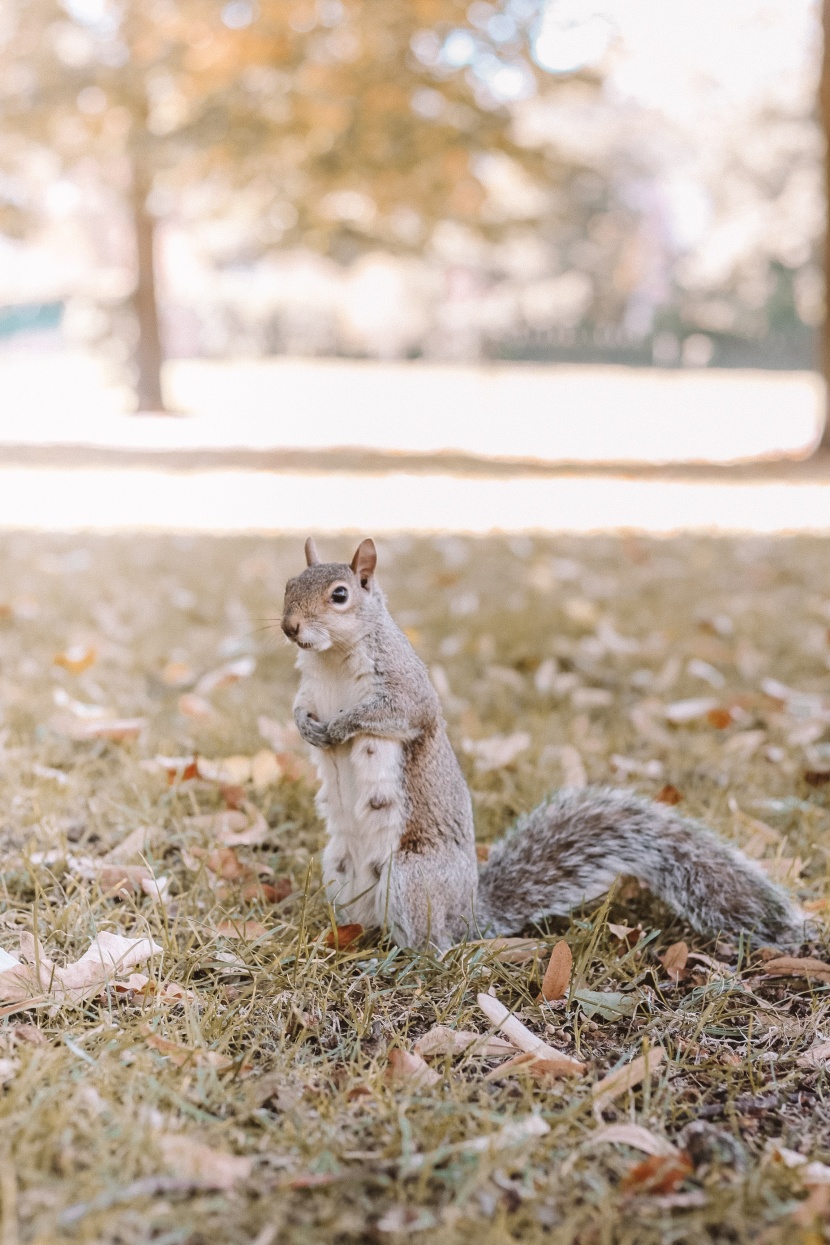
[282,615,300,640]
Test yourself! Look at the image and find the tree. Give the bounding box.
[0,0,610,408]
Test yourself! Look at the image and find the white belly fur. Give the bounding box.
[296,649,406,930]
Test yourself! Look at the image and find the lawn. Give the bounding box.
[0,530,829,1244]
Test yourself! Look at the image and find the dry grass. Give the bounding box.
[0,530,829,1244]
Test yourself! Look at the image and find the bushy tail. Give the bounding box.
[475,786,805,946]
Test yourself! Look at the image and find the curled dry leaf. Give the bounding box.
[621,1153,693,1195]
[324,924,364,951]
[0,931,163,1005]
[592,1047,665,1114]
[104,825,160,863]
[608,923,640,946]
[762,956,830,984]
[542,940,572,1001]
[205,847,246,881]
[54,644,96,674]
[215,920,268,940]
[385,1048,441,1088]
[706,707,734,730]
[655,784,682,806]
[413,1025,514,1060]
[158,1135,253,1191]
[476,991,585,1076]
[484,1050,578,1083]
[660,941,689,981]
[592,1123,678,1158]
[241,878,292,905]
[185,803,271,847]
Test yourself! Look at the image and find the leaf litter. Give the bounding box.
[1,532,830,1242]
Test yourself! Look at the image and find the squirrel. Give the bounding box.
[281,536,805,952]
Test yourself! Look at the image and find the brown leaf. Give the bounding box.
[621,1153,693,1194]
[242,877,292,905]
[804,770,830,787]
[762,956,830,984]
[798,1041,830,1069]
[706,707,733,729]
[542,940,572,1001]
[54,645,96,674]
[104,825,159,863]
[608,923,641,946]
[413,1025,513,1059]
[324,924,364,951]
[0,932,162,1005]
[592,1047,666,1113]
[385,1048,441,1088]
[215,920,268,940]
[655,784,682,806]
[205,847,246,881]
[484,1050,577,1083]
[158,1135,252,1190]
[660,941,689,981]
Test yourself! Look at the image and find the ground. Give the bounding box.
[0,530,829,1244]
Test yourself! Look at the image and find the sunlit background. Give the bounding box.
[0,0,828,529]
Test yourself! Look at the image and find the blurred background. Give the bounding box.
[1,0,830,520]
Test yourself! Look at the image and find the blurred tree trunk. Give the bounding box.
[130,153,166,413]
[821,0,830,447]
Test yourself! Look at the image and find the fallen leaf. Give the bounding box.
[572,989,638,1022]
[11,1024,46,1046]
[592,1124,678,1158]
[466,937,545,964]
[324,924,363,951]
[158,1135,252,1190]
[251,749,282,789]
[661,941,689,981]
[151,755,200,783]
[621,1153,693,1194]
[413,1025,514,1060]
[54,644,96,674]
[462,733,531,773]
[52,716,146,743]
[104,825,160,863]
[655,785,682,806]
[798,1041,830,1069]
[805,770,830,788]
[706,707,733,729]
[195,656,255,697]
[0,931,163,1005]
[178,693,215,720]
[198,756,252,785]
[476,991,585,1076]
[185,804,271,848]
[665,698,718,724]
[762,956,830,984]
[205,848,246,881]
[592,1047,666,1113]
[241,878,292,904]
[541,940,572,1001]
[385,1048,441,1088]
[215,920,268,940]
[608,923,640,946]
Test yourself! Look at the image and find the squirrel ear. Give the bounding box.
[304,537,320,567]
[350,538,377,589]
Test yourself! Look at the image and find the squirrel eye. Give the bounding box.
[331,586,349,604]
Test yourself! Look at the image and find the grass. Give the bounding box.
[0,530,829,1243]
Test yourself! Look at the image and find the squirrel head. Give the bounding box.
[281,537,380,652]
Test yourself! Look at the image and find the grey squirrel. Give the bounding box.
[281,537,805,952]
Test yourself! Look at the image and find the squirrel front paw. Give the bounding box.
[325,712,354,745]
[295,708,333,749]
